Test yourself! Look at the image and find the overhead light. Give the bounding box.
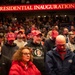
[14,18,17,20]
[56,15,58,17]
[44,16,46,17]
[38,16,40,18]
[65,15,67,17]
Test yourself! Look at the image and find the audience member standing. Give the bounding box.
[14,31,27,48]
[0,34,11,75]
[1,32,19,75]
[43,30,58,61]
[1,32,19,60]
[45,35,75,75]
[44,30,59,51]
[66,34,75,52]
[62,27,69,43]
[26,30,46,75]
[9,47,41,75]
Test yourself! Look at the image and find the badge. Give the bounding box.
[34,49,42,57]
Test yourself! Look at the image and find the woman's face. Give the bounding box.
[22,49,31,63]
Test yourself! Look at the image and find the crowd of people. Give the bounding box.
[0,15,75,75]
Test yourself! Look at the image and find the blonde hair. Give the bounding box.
[12,46,33,61]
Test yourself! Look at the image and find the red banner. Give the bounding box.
[0,3,75,12]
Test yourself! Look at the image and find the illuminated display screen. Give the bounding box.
[0,3,75,12]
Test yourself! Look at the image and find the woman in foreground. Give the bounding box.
[9,46,41,75]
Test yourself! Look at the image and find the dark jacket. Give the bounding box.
[45,48,75,75]
[44,38,56,52]
[43,38,56,61]
[0,54,11,75]
[1,42,19,60]
[1,42,19,75]
[26,40,46,75]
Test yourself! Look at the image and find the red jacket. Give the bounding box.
[9,61,41,75]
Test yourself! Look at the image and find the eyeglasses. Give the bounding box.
[22,53,31,56]
[57,44,66,47]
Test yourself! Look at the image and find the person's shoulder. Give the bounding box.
[25,39,32,46]
[46,47,56,55]
[29,61,36,68]
[66,49,75,56]
[45,38,51,42]
[46,50,54,55]
[44,38,52,45]
[10,61,21,69]
[9,61,21,75]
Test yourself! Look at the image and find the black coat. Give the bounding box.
[0,54,11,75]
[44,38,56,52]
[43,38,56,62]
[26,40,46,75]
[1,42,19,59]
[1,42,19,75]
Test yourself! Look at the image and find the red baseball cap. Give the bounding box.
[31,30,42,36]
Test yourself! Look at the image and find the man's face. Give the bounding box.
[8,40,14,45]
[56,44,66,52]
[69,35,75,44]
[63,28,68,35]
[33,34,42,44]
[17,34,23,39]
[56,40,66,52]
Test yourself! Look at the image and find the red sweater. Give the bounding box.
[9,61,41,75]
